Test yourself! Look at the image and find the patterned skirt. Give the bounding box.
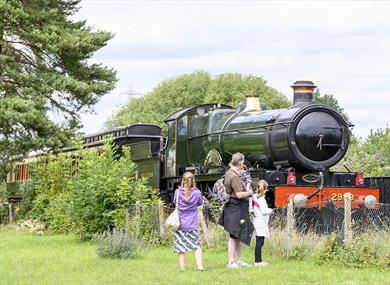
[173,230,202,253]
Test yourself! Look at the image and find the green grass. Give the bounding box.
[0,228,388,285]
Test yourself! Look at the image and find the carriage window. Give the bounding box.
[177,116,188,136]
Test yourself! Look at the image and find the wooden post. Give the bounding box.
[125,206,130,230]
[135,201,141,238]
[344,193,352,246]
[8,201,14,224]
[198,206,210,246]
[158,200,166,240]
[286,198,294,259]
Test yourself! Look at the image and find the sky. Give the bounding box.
[75,0,390,138]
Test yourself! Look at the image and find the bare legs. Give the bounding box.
[195,248,203,270]
[178,248,203,271]
[235,240,242,262]
[228,237,242,263]
[178,252,185,271]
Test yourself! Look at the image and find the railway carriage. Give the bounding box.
[6,124,164,200]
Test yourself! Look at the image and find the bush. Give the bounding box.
[28,152,74,231]
[17,182,36,220]
[95,229,139,259]
[316,232,388,269]
[0,203,8,224]
[70,141,153,240]
[0,183,9,224]
[19,138,154,239]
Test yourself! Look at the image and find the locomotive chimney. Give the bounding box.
[291,80,317,106]
[243,95,262,113]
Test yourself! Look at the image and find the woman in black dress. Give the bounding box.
[219,153,254,268]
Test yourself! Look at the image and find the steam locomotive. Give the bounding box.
[7,80,380,209]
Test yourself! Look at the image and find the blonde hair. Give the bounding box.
[256,179,268,197]
[181,171,196,202]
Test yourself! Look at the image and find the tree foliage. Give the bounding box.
[22,139,154,239]
[106,71,289,132]
[0,0,117,168]
[313,90,389,176]
[335,128,390,176]
[313,90,351,123]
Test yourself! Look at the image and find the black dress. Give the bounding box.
[218,197,254,246]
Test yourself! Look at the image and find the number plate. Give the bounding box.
[331,193,354,201]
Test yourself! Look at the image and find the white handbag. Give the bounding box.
[166,191,180,231]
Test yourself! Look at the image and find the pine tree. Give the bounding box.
[0,0,117,169]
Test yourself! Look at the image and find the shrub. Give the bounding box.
[28,152,74,231]
[0,202,8,224]
[0,183,9,224]
[71,141,153,240]
[16,182,36,220]
[20,138,153,239]
[316,232,388,269]
[95,229,139,259]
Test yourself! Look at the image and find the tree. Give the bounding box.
[205,73,289,109]
[106,71,211,131]
[335,128,390,176]
[0,0,117,170]
[313,90,351,123]
[106,71,289,132]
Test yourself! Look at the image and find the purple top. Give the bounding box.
[173,186,204,231]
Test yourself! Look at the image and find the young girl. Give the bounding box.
[252,179,273,267]
[173,172,205,271]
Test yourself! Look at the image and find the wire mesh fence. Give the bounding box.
[125,202,162,246]
[124,198,390,259]
[4,195,387,259]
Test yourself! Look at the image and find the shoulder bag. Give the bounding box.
[166,191,180,231]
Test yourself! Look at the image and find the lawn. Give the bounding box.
[0,228,388,285]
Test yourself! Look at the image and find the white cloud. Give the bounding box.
[76,0,390,137]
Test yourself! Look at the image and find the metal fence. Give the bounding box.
[125,196,390,258]
[3,194,388,258]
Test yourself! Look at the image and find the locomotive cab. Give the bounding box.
[163,104,233,178]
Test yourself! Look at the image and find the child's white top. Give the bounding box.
[253,195,273,237]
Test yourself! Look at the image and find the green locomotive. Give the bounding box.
[160,80,378,208]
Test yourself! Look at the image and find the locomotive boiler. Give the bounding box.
[162,81,379,208]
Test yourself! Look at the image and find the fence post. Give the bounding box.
[286,198,294,259]
[198,205,210,246]
[158,200,166,240]
[135,201,141,238]
[125,206,130,230]
[8,201,14,224]
[344,193,352,246]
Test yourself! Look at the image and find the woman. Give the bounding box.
[173,171,205,271]
[252,179,273,267]
[218,153,254,269]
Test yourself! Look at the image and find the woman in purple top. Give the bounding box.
[173,171,204,271]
